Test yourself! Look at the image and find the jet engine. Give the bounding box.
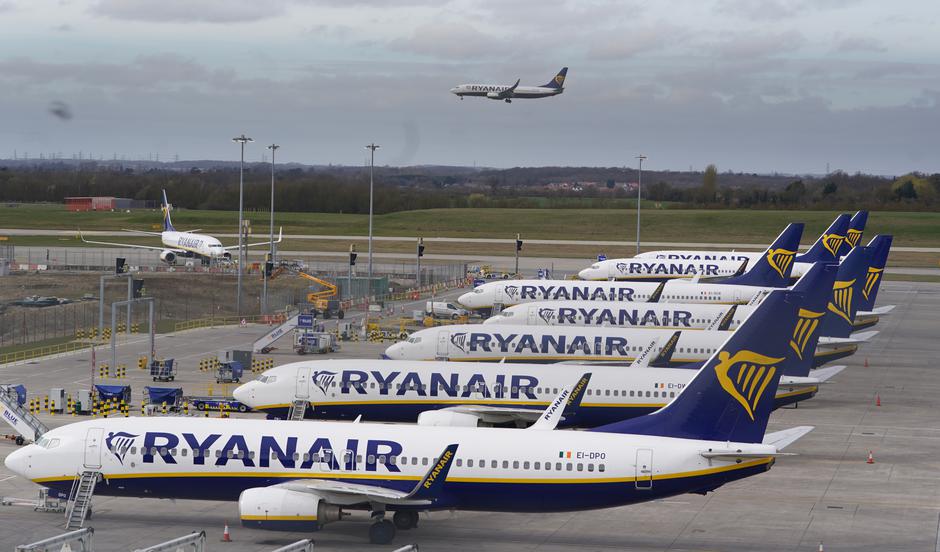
[239,487,343,532]
[222,251,232,261]
[486,92,502,99]
[417,409,481,427]
[159,250,177,264]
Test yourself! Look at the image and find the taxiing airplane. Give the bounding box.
[236,265,842,426]
[578,223,802,283]
[4,290,812,544]
[635,212,861,277]
[450,67,567,103]
[79,190,282,266]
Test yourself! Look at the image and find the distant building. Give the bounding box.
[65,197,149,211]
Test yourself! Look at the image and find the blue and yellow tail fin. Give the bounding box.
[543,67,567,89]
[857,235,892,311]
[161,189,176,232]
[838,210,868,256]
[593,289,803,443]
[819,245,872,338]
[721,223,803,287]
[796,213,850,263]
[784,262,838,376]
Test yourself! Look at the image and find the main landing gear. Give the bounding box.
[393,510,419,530]
[504,99,512,103]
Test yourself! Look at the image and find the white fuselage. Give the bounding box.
[632,251,810,278]
[457,280,768,311]
[450,84,563,99]
[233,359,817,423]
[160,230,228,259]
[485,300,754,330]
[578,258,747,281]
[4,416,775,512]
[385,324,732,364]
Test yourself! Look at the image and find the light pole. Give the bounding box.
[365,143,380,295]
[263,143,279,314]
[635,154,646,255]
[232,134,253,316]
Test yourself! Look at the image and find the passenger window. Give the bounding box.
[555,462,562,470]
[292,452,300,461]
[411,457,418,465]
[400,456,408,465]
[467,459,473,467]
[368,455,376,465]
[216,450,222,458]
[491,460,498,468]
[502,460,509,468]
[605,390,610,396]
[646,391,651,397]
[456,459,462,467]
[131,447,137,454]
[599,464,606,472]
[534,461,540,469]
[160,447,168,456]
[523,461,530,469]
[422,457,428,466]
[378,456,386,465]
[512,460,519,469]
[587,464,594,472]
[566,463,573,471]
[303,453,310,462]
[577,463,583,471]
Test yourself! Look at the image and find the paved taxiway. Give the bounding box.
[1,282,939,551]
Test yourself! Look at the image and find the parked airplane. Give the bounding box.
[79,189,282,266]
[635,212,860,278]
[488,246,877,337]
[4,290,812,544]
[236,264,841,425]
[450,67,567,103]
[578,223,803,283]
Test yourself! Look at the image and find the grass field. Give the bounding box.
[2,204,939,247]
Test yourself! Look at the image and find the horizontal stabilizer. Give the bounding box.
[701,449,793,460]
[812,365,847,382]
[857,305,895,316]
[818,330,878,347]
[762,426,814,450]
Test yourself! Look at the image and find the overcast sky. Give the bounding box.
[0,0,938,174]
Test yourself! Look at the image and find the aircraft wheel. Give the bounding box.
[238,404,248,413]
[15,436,24,446]
[369,519,396,544]
[338,311,345,319]
[393,510,418,530]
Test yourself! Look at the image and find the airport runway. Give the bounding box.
[1,282,939,551]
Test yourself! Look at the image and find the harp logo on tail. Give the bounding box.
[862,268,882,301]
[845,228,862,248]
[822,233,845,257]
[765,248,796,279]
[789,308,824,360]
[828,279,856,323]
[714,350,783,420]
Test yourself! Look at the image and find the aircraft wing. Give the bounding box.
[277,444,459,506]
[817,331,878,347]
[120,228,165,236]
[223,227,283,250]
[440,404,543,423]
[857,305,895,316]
[496,79,520,99]
[79,230,177,252]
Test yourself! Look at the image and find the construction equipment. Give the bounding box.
[270,264,344,319]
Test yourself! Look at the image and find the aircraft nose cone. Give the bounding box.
[578,268,594,280]
[482,316,500,325]
[384,343,403,359]
[4,446,28,477]
[232,382,253,406]
[457,292,473,307]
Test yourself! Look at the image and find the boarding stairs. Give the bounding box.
[0,386,48,444]
[288,399,308,421]
[64,470,99,529]
[253,313,301,354]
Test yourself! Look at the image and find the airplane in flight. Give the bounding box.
[79,189,282,266]
[487,242,885,336]
[235,264,843,425]
[4,290,812,544]
[635,212,861,275]
[450,67,567,103]
[578,223,803,283]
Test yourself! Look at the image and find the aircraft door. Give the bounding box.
[436,331,450,360]
[83,427,105,470]
[296,365,311,399]
[527,306,537,325]
[493,286,505,313]
[635,448,653,489]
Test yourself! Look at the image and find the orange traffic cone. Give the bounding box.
[875,394,881,407]
[864,357,869,367]
[222,523,232,542]
[818,542,824,552]
[866,451,875,464]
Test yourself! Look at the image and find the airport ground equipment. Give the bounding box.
[288,399,308,421]
[253,312,301,353]
[219,349,252,368]
[145,387,183,411]
[186,396,250,412]
[215,361,244,384]
[149,358,177,382]
[16,527,93,552]
[294,330,339,354]
[132,531,206,552]
[94,384,131,404]
[425,301,468,319]
[64,471,98,529]
[49,388,66,413]
[74,389,92,414]
[271,266,344,318]
[270,540,314,552]
[0,384,47,445]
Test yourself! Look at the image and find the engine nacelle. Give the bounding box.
[486,92,502,99]
[239,487,343,532]
[417,409,481,427]
[159,250,177,264]
[222,251,232,261]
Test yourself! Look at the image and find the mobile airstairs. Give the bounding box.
[253,313,301,353]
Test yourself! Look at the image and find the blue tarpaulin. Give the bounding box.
[145,387,182,405]
[95,384,131,402]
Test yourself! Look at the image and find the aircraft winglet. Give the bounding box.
[648,281,666,303]
[649,331,681,368]
[407,444,459,501]
[529,373,592,431]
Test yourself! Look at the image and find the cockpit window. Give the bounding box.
[258,375,277,384]
[591,263,600,269]
[473,288,484,294]
[36,437,60,449]
[502,311,514,317]
[407,337,423,344]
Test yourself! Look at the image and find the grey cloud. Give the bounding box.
[389,22,509,59]
[714,0,862,21]
[89,0,290,23]
[586,23,687,61]
[836,36,887,53]
[709,30,806,59]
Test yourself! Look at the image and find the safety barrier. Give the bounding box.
[0,340,91,365]
[16,528,94,552]
[173,314,276,332]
